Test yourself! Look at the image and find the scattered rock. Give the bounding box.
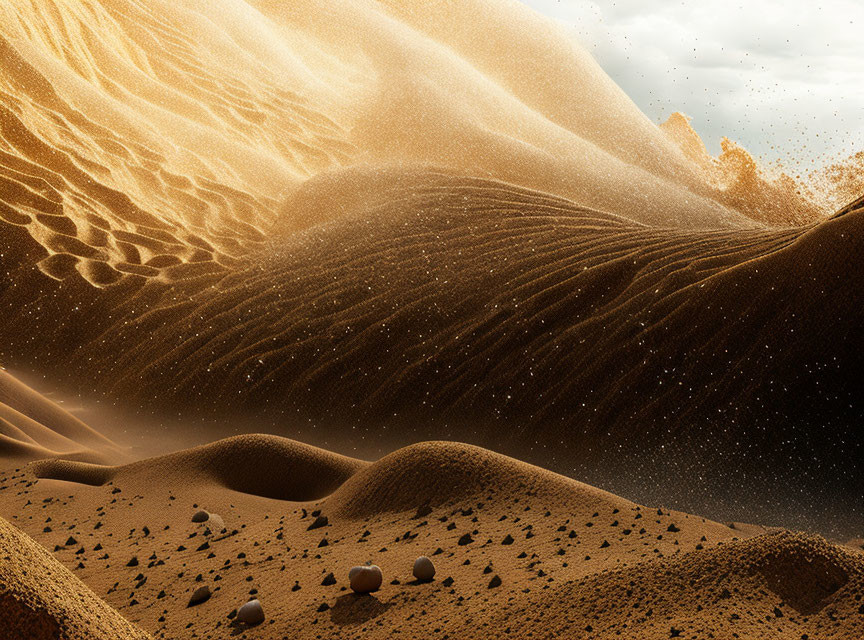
[307,516,329,531]
[188,586,211,607]
[237,599,265,626]
[413,556,435,582]
[192,510,209,523]
[488,575,502,589]
[349,565,383,594]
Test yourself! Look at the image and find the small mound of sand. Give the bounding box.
[329,441,628,519]
[488,530,864,639]
[35,434,366,501]
[0,515,150,640]
[31,459,116,486]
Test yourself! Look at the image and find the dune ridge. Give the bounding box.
[2,168,862,534]
[1,0,834,301]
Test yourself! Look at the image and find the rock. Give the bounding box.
[188,586,211,607]
[457,533,473,545]
[307,515,329,530]
[349,565,383,594]
[488,574,502,589]
[413,556,435,582]
[192,510,209,523]
[237,599,265,626]
[321,572,336,586]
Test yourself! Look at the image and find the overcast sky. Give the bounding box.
[521,0,864,172]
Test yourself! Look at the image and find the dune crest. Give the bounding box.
[34,433,366,500]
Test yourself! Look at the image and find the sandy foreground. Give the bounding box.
[0,374,862,640]
[1,0,863,638]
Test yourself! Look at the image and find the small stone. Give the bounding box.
[488,575,502,589]
[237,599,265,626]
[457,533,473,545]
[349,565,383,594]
[191,511,209,523]
[188,586,211,607]
[307,516,329,531]
[413,556,435,582]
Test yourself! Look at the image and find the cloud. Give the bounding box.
[519,0,864,170]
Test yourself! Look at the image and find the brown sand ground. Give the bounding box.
[0,432,861,640]
[0,514,150,639]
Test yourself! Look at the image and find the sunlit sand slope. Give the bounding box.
[0,369,118,463]
[0,0,759,298]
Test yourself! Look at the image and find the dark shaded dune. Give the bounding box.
[489,531,864,639]
[328,440,630,519]
[30,459,117,486]
[0,515,151,640]
[34,434,366,501]
[1,171,862,529]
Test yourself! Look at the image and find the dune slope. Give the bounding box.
[0,369,119,464]
[0,515,151,640]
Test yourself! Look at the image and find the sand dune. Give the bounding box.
[0,434,861,639]
[2,165,862,532]
[0,515,151,640]
[35,433,366,500]
[0,369,119,463]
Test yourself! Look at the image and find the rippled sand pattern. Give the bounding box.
[0,0,356,286]
[0,1,861,512]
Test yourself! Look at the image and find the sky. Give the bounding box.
[520,0,864,172]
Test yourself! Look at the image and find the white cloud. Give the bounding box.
[520,0,864,171]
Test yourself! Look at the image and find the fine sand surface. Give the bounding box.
[0,434,860,639]
[0,368,121,464]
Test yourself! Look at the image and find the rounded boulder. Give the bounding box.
[349,565,382,594]
[413,556,436,582]
[237,599,265,626]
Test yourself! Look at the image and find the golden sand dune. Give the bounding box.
[5,172,861,453]
[35,433,366,500]
[0,369,118,463]
[1,434,862,639]
[0,0,856,457]
[2,0,821,300]
[0,515,151,640]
